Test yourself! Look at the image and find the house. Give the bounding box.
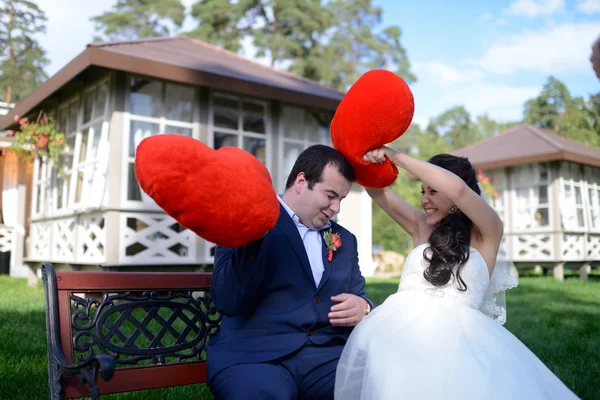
[0,37,374,280]
[0,101,31,278]
[454,124,600,280]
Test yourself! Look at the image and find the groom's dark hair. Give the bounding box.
[285,145,354,190]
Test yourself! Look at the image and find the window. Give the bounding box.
[512,164,551,230]
[30,77,111,217]
[211,93,267,165]
[32,158,52,216]
[279,106,332,191]
[560,162,586,230]
[32,99,79,217]
[55,100,80,210]
[585,166,600,230]
[126,77,195,203]
[72,80,110,207]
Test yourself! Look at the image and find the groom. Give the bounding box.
[207,144,374,399]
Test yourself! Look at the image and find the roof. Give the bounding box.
[453,124,600,169]
[0,37,343,129]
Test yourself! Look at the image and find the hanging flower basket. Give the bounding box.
[8,110,65,166]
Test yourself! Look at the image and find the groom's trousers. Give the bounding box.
[209,342,344,400]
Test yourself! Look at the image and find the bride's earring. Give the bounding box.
[448,204,459,215]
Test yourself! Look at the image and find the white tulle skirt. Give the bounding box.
[334,290,579,400]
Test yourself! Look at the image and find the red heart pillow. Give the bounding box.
[330,70,414,188]
[135,134,280,248]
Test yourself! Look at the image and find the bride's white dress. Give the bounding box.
[335,243,579,399]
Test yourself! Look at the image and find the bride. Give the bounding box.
[334,147,579,399]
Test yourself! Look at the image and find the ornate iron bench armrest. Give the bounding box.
[42,263,221,399]
[53,350,115,398]
[42,263,116,400]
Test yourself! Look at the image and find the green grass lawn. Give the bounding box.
[1,275,598,399]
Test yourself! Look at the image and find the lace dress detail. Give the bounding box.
[481,256,519,325]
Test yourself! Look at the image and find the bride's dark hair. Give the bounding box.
[423,154,480,291]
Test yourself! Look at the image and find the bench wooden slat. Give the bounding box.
[56,271,212,290]
[63,362,208,398]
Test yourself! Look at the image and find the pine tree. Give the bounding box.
[91,0,186,41]
[186,0,414,91]
[0,0,49,103]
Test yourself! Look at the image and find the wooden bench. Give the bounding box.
[41,263,221,399]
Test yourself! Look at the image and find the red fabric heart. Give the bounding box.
[330,70,414,188]
[135,134,280,248]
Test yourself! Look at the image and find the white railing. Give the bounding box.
[29,214,106,264]
[119,212,197,265]
[508,230,600,263]
[0,225,15,253]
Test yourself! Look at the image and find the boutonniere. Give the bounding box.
[323,228,342,262]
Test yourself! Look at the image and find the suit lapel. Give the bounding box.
[275,204,316,287]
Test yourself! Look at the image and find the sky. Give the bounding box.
[35,0,600,128]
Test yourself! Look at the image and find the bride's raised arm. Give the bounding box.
[364,147,503,250]
[365,186,427,243]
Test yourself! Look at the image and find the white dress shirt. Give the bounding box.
[278,195,331,287]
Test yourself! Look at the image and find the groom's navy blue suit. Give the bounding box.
[207,203,373,399]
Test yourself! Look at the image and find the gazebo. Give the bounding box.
[454,124,600,280]
[0,37,374,278]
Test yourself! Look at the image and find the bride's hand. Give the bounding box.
[363,147,386,164]
[364,146,399,164]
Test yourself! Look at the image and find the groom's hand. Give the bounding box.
[329,293,369,327]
